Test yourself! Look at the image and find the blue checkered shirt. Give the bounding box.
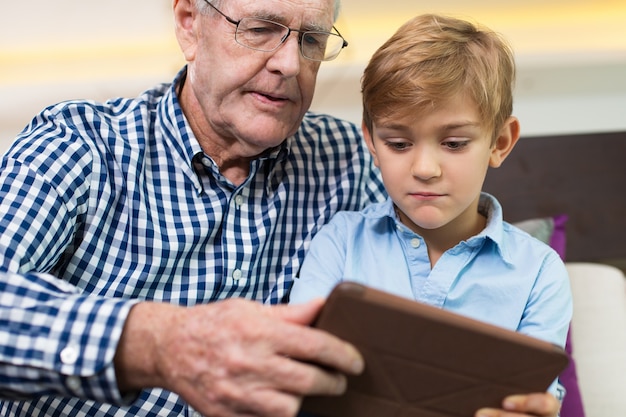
[0,67,386,416]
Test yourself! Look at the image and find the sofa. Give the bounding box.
[482,130,626,417]
[566,262,626,416]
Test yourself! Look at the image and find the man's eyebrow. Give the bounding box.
[251,10,328,31]
[253,10,283,22]
[302,21,330,32]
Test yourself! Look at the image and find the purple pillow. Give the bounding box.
[561,329,584,417]
[514,215,584,417]
[551,215,585,417]
[549,214,568,260]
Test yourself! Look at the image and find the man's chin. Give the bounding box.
[242,116,300,143]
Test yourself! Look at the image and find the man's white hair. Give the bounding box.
[196,0,342,22]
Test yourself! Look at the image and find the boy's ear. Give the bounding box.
[489,116,521,168]
[361,121,380,167]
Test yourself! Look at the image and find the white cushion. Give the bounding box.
[566,262,626,417]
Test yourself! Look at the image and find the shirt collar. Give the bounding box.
[467,192,512,264]
[157,67,204,165]
[368,193,511,263]
[157,67,292,190]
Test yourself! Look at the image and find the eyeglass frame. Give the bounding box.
[202,0,348,62]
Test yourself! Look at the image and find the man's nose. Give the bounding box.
[266,33,302,77]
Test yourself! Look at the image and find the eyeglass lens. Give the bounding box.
[236,18,344,61]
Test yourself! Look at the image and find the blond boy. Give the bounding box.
[292,14,572,417]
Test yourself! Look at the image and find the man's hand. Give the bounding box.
[476,393,560,417]
[114,298,363,417]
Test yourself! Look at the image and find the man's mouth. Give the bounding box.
[255,91,288,102]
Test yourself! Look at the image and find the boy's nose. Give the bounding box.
[411,150,441,180]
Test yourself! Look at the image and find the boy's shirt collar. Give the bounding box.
[369,193,512,264]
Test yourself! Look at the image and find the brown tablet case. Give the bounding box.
[301,282,569,417]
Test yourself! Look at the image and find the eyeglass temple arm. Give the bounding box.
[332,26,348,48]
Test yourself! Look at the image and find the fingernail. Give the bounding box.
[345,345,364,374]
[503,395,522,410]
[336,375,348,394]
[350,352,364,374]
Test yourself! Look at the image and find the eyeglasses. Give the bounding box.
[203,0,348,62]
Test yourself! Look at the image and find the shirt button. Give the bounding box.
[202,157,211,167]
[192,412,203,417]
[60,345,79,364]
[234,194,244,207]
[66,375,81,392]
[410,238,421,248]
[232,269,243,281]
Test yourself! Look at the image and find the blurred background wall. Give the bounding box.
[2,0,626,153]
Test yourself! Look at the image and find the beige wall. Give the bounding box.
[310,59,626,138]
[2,0,626,153]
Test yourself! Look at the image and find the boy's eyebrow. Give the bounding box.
[375,121,482,132]
[439,121,482,130]
[374,121,411,131]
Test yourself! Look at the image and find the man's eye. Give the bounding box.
[302,33,324,47]
[248,25,277,35]
[242,19,283,36]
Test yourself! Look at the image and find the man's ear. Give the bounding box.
[361,121,380,167]
[489,116,521,168]
[173,0,199,62]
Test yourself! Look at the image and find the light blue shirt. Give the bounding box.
[290,193,572,349]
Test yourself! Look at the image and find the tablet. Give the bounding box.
[300,282,569,417]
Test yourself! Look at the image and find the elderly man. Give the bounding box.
[0,1,561,416]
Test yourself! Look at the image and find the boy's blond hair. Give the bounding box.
[361,14,515,142]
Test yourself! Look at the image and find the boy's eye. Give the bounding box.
[385,141,411,151]
[443,140,469,150]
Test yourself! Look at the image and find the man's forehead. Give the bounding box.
[232,0,336,28]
